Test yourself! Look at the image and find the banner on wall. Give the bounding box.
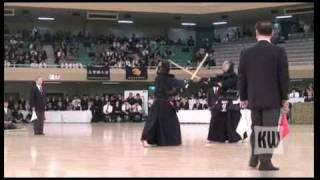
[124,90,148,116]
[87,65,110,80]
[125,66,148,80]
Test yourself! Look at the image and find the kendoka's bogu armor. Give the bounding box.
[202,61,242,143]
[141,60,188,146]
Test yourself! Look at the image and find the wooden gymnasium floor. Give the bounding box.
[4,123,314,177]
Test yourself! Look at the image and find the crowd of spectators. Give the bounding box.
[192,46,216,68]
[52,31,81,66]
[85,33,184,68]
[4,30,48,68]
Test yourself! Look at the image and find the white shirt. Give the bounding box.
[103,104,113,114]
[257,37,271,43]
[132,105,142,112]
[289,92,300,98]
[122,104,131,112]
[213,86,219,94]
[148,99,154,106]
[4,108,8,114]
[36,84,42,92]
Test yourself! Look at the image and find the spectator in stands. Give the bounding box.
[163,48,174,60]
[194,48,206,66]
[207,48,216,67]
[289,89,300,98]
[187,36,195,46]
[4,57,11,67]
[176,38,183,45]
[303,83,314,102]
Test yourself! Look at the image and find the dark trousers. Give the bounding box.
[33,111,45,134]
[250,108,280,165]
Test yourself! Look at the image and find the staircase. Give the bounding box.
[42,45,55,64]
[78,44,91,66]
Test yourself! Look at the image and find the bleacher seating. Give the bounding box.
[4,29,313,68]
[212,34,314,65]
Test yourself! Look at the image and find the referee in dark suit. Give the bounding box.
[30,76,47,135]
[238,20,289,171]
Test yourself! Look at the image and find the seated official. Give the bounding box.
[103,101,113,122]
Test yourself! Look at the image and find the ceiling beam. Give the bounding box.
[4,2,305,15]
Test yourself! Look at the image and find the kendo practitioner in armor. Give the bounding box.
[141,60,190,147]
[201,60,242,143]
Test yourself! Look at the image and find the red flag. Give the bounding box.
[280,113,290,140]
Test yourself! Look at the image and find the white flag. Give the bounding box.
[30,111,37,122]
[236,109,252,139]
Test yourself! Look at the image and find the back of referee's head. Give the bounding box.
[255,20,273,37]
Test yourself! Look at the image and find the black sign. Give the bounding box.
[126,66,148,80]
[87,65,110,80]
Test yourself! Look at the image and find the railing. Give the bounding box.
[4,61,313,71]
[3,63,180,70]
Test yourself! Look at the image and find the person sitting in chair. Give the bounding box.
[103,101,113,122]
[121,100,131,122]
[130,103,143,122]
[192,99,203,110]
[113,100,123,122]
[4,101,17,130]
